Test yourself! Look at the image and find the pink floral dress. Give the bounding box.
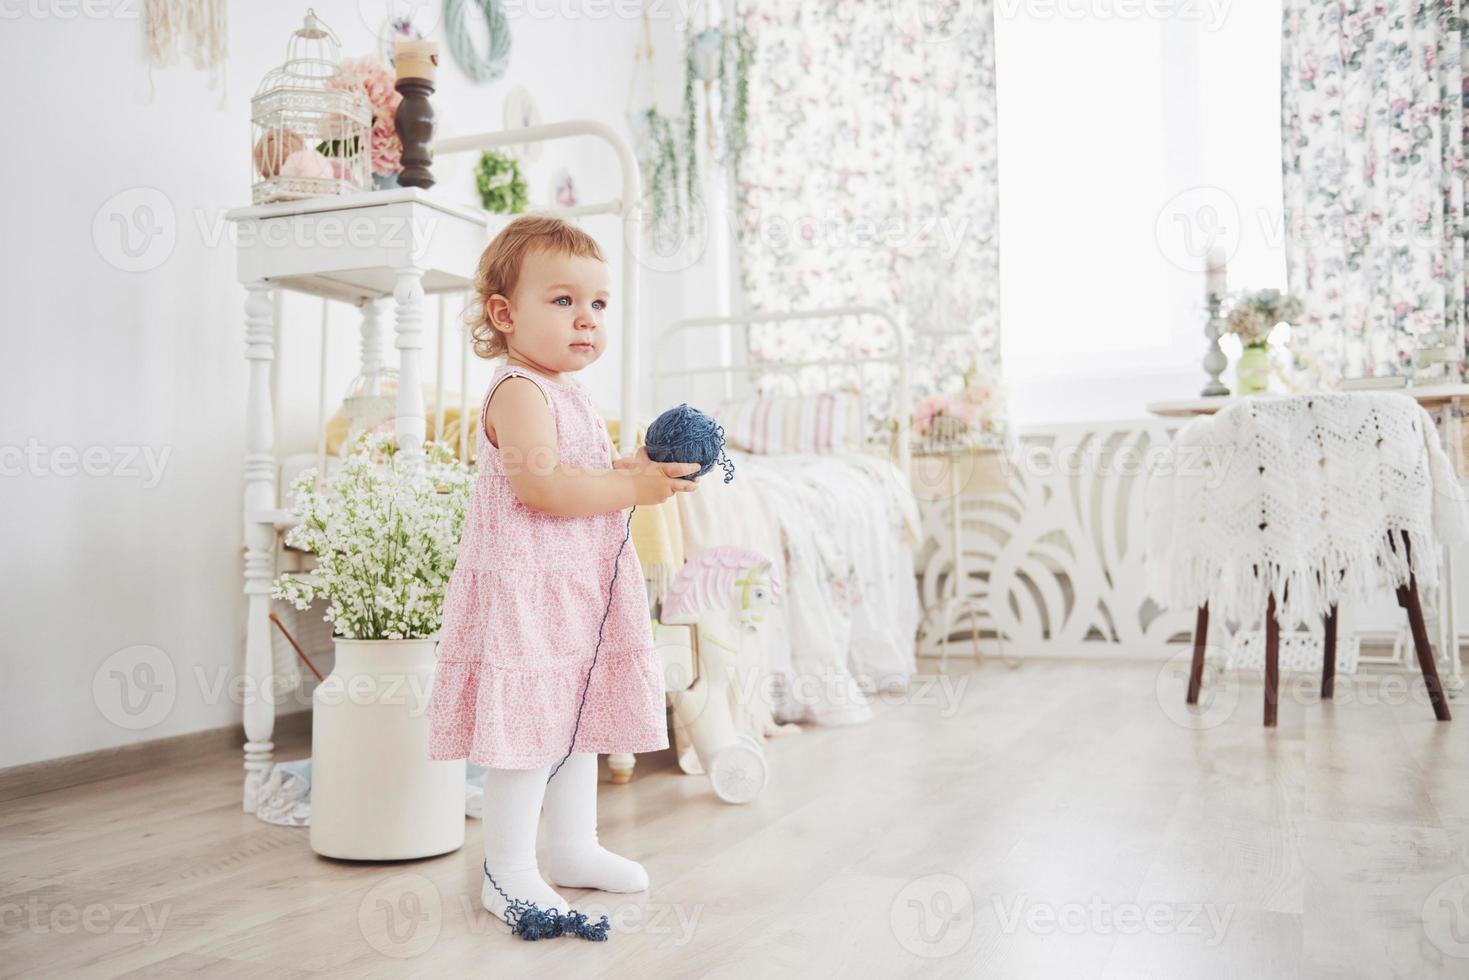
[427,363,669,769]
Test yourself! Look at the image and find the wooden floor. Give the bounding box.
[3,657,1468,978]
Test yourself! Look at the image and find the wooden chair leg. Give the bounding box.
[1186,603,1208,705]
[1321,604,1338,699]
[1395,531,1452,722]
[1264,592,1280,727]
[1398,579,1453,723]
[1399,579,1452,721]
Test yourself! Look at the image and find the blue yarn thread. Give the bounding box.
[484,861,611,941]
[485,404,732,942]
[644,403,736,485]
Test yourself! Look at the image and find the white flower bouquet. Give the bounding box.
[1223,288,1304,347]
[273,434,473,640]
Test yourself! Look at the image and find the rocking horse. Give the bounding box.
[657,545,795,803]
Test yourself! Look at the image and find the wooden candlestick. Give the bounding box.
[395,76,436,189]
[394,40,438,189]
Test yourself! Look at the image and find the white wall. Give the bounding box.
[0,3,727,769]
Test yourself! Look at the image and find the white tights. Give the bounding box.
[480,752,649,925]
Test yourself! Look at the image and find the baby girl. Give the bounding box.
[427,213,702,933]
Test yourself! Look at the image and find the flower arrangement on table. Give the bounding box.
[1222,288,1305,396]
[273,434,472,640]
[911,364,1008,454]
[326,55,405,187]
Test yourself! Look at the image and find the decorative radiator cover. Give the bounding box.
[912,420,1453,673]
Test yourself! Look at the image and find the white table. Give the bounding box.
[1146,385,1469,695]
[224,188,490,812]
[1146,383,1469,422]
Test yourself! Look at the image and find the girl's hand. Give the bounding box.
[611,446,649,472]
[631,457,702,504]
[613,446,701,504]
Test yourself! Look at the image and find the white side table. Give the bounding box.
[224,188,489,812]
[911,448,1009,672]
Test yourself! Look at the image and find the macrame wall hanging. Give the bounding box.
[144,0,229,106]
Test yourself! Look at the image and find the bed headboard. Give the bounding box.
[652,306,912,479]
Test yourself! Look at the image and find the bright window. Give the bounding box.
[995,3,1287,410]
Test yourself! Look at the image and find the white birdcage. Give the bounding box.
[250,9,371,205]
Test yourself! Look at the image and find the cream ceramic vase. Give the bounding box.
[310,637,465,860]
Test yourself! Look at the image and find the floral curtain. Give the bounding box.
[1281,0,1467,381]
[730,1,1000,425]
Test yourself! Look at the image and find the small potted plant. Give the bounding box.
[1224,288,1304,396]
[274,434,472,859]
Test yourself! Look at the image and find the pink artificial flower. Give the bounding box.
[371,120,403,175]
[912,390,993,440]
[327,55,404,178]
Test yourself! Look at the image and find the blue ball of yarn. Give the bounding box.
[645,403,735,484]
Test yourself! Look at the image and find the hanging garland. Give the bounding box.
[445,0,512,83]
[683,39,699,213]
[719,23,753,166]
[640,109,682,241]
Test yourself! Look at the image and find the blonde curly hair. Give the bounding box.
[464,213,606,360]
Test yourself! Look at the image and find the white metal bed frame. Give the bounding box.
[652,307,913,482]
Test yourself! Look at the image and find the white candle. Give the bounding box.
[394,40,438,83]
[1205,246,1227,298]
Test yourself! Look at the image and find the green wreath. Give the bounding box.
[475,151,528,214]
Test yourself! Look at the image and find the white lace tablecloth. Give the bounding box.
[1146,392,1469,628]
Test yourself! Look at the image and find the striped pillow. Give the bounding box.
[715,392,863,455]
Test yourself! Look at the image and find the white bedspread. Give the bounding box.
[677,448,922,726]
